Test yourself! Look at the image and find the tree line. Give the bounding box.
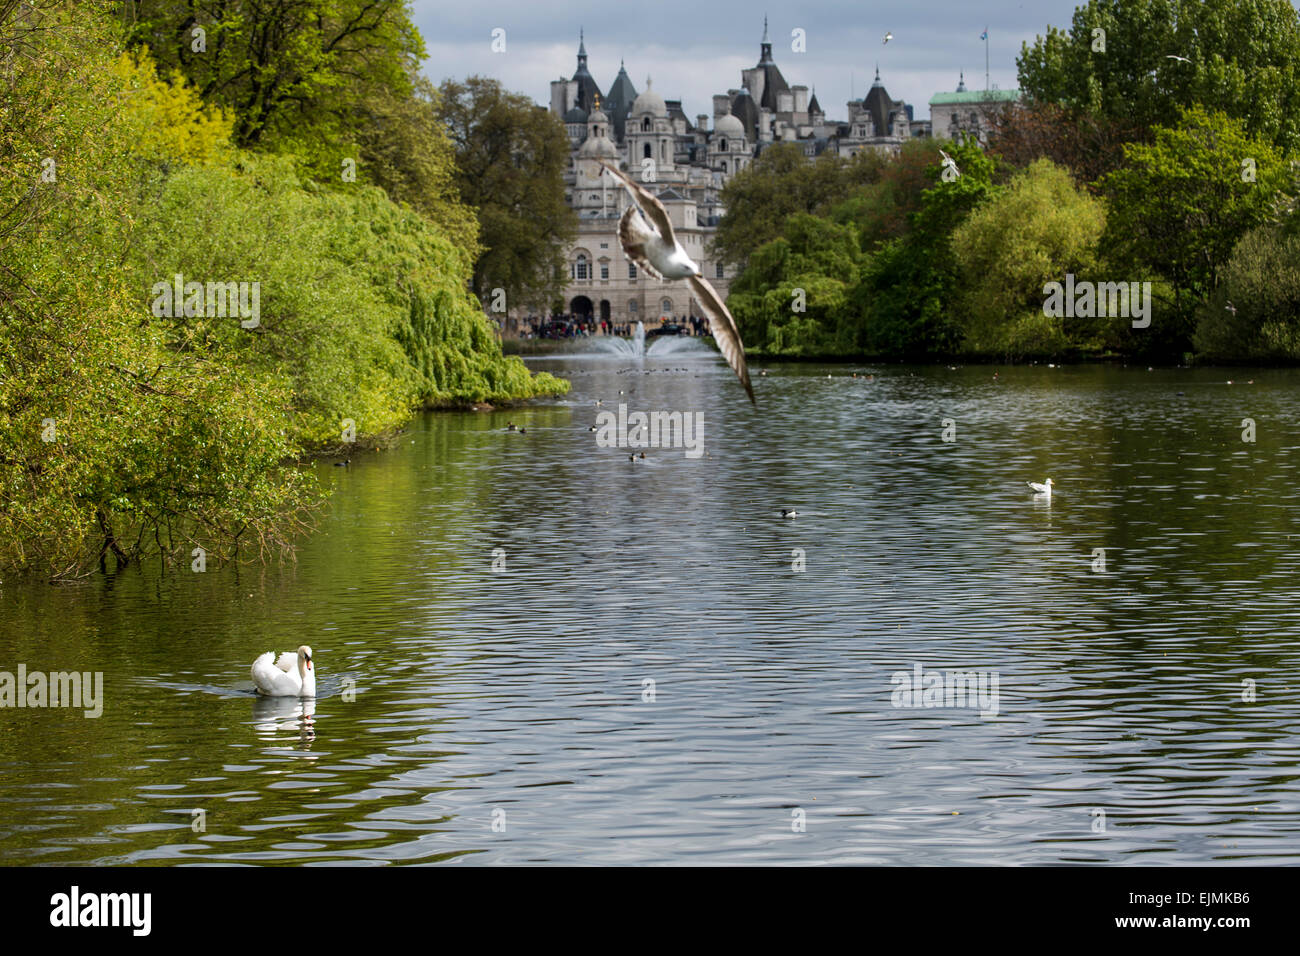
[716,0,1300,363]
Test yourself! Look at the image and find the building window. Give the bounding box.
[600,242,608,249]
[661,297,673,315]
[628,263,637,279]
[575,255,588,280]
[719,138,727,151]
[715,262,724,279]
[600,263,609,279]
[643,143,652,159]
[629,300,638,313]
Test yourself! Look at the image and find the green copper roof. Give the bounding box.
[928,88,1021,105]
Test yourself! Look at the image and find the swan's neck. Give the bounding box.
[299,661,316,697]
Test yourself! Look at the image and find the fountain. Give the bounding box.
[592,320,704,358]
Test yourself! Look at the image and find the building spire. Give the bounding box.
[762,15,769,44]
[759,14,773,63]
[578,27,586,57]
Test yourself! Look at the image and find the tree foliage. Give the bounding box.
[1017,0,1300,154]
[436,76,576,313]
[952,159,1109,357]
[1100,106,1296,350]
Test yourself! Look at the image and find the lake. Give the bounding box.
[2,339,1299,864]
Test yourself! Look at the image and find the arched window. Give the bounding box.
[719,138,727,151]
[629,299,638,313]
[661,297,673,315]
[575,255,588,280]
[642,118,650,131]
[643,143,652,159]
[661,142,667,161]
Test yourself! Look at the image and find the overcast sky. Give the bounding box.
[409,0,1085,122]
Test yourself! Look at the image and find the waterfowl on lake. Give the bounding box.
[1027,478,1053,497]
[333,459,350,467]
[251,645,316,698]
[781,509,798,518]
[505,422,516,431]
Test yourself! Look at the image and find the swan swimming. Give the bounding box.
[251,645,316,697]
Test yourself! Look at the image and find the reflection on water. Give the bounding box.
[2,360,1300,864]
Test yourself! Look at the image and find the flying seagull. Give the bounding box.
[883,31,893,44]
[1166,54,1191,63]
[938,148,961,178]
[598,160,754,404]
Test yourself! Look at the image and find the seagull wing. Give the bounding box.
[689,274,755,405]
[599,160,676,246]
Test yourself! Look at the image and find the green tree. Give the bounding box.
[1,2,317,577]
[728,214,863,356]
[1194,224,1300,359]
[1018,0,1300,154]
[1100,105,1295,351]
[854,137,998,358]
[436,76,576,314]
[713,143,851,267]
[952,159,1108,357]
[118,0,424,170]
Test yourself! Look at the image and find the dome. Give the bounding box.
[564,106,588,124]
[714,112,744,138]
[632,78,667,117]
[588,106,609,124]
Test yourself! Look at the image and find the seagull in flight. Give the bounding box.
[883,31,893,44]
[1166,54,1191,63]
[599,160,754,404]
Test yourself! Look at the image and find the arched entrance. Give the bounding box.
[570,295,593,318]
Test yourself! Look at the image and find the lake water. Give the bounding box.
[3,342,1300,865]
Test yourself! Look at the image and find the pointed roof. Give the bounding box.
[571,30,603,112]
[604,59,638,141]
[809,87,821,115]
[753,19,790,112]
[862,71,897,137]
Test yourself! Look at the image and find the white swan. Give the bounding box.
[1027,478,1054,497]
[251,645,316,697]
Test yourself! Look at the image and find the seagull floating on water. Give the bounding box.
[1027,478,1054,498]
[251,645,316,697]
[781,509,798,518]
[599,160,754,404]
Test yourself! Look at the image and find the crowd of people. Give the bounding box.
[512,315,710,339]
